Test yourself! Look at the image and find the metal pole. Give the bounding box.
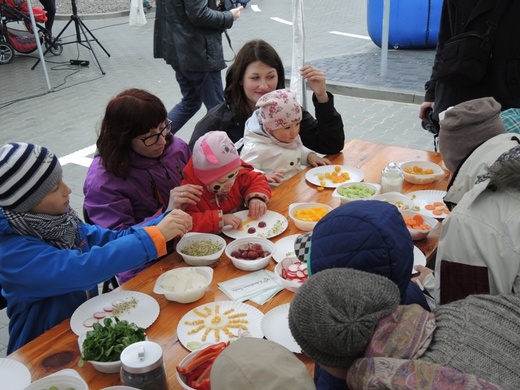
[291,0,307,109]
[380,0,390,77]
[26,0,52,91]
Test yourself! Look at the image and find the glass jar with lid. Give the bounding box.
[381,162,404,193]
[120,341,168,390]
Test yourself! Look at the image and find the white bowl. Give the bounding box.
[401,210,439,241]
[288,202,333,231]
[273,258,308,293]
[153,266,213,303]
[332,182,380,204]
[176,344,228,390]
[371,192,414,212]
[399,160,445,184]
[78,332,122,373]
[177,233,226,266]
[225,237,275,271]
[24,369,88,390]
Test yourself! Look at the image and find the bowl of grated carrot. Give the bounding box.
[401,211,438,241]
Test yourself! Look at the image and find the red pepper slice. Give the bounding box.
[178,342,229,375]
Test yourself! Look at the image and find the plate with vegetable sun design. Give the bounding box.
[177,301,264,351]
[223,210,288,239]
[305,165,364,188]
[70,291,160,335]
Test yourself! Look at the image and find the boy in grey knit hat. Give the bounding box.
[289,268,520,389]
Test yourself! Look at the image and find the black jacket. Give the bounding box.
[189,92,345,154]
[425,0,520,118]
[153,0,234,71]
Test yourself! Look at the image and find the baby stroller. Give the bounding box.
[0,0,62,64]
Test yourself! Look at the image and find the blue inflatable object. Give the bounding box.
[367,0,443,49]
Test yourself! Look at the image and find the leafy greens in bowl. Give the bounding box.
[79,317,146,373]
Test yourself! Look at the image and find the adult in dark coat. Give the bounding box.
[419,0,520,123]
[153,0,242,134]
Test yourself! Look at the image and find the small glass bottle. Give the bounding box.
[120,341,168,390]
[381,162,404,193]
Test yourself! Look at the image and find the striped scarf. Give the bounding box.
[3,207,83,249]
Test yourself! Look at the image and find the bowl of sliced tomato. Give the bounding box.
[401,211,438,241]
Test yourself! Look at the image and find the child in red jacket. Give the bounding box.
[181,131,271,233]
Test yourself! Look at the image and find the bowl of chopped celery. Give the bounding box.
[177,233,226,266]
[332,182,380,204]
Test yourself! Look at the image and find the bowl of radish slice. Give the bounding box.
[274,257,309,292]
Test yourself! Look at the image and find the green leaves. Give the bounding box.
[80,317,146,363]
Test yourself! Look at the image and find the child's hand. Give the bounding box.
[248,198,267,219]
[265,171,285,183]
[167,184,203,211]
[156,209,192,241]
[308,153,332,167]
[223,214,242,230]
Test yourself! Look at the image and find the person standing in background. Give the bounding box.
[38,0,56,34]
[419,0,520,125]
[153,0,242,135]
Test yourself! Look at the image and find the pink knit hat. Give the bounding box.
[192,131,241,185]
[256,89,302,133]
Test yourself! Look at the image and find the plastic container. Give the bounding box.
[120,341,167,390]
[381,162,404,193]
[367,0,442,49]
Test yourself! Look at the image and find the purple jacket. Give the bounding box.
[83,137,191,283]
[83,137,191,230]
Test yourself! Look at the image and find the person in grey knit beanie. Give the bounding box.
[439,97,506,172]
[289,268,520,389]
[288,268,400,368]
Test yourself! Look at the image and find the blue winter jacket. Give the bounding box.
[0,208,164,353]
[308,200,429,390]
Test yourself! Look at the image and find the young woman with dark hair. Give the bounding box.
[188,39,345,155]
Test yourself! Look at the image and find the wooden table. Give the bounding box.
[7,139,451,389]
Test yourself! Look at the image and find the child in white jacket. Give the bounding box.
[240,89,331,185]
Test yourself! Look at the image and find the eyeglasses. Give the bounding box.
[139,119,172,147]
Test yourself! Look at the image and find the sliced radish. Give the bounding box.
[296,271,305,278]
[288,264,299,273]
[103,306,113,312]
[112,299,124,306]
[83,318,98,328]
[93,311,106,319]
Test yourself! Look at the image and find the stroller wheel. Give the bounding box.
[0,42,14,65]
[46,41,63,56]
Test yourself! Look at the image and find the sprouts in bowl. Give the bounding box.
[177,233,226,266]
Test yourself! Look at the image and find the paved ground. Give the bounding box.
[0,1,437,357]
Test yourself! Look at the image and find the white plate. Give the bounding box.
[413,246,427,270]
[70,291,160,336]
[406,190,449,219]
[305,165,364,188]
[177,301,264,351]
[261,303,301,353]
[0,358,31,390]
[222,210,288,239]
[273,234,301,263]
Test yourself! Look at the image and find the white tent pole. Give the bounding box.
[26,0,52,91]
[380,0,390,77]
[291,0,307,109]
